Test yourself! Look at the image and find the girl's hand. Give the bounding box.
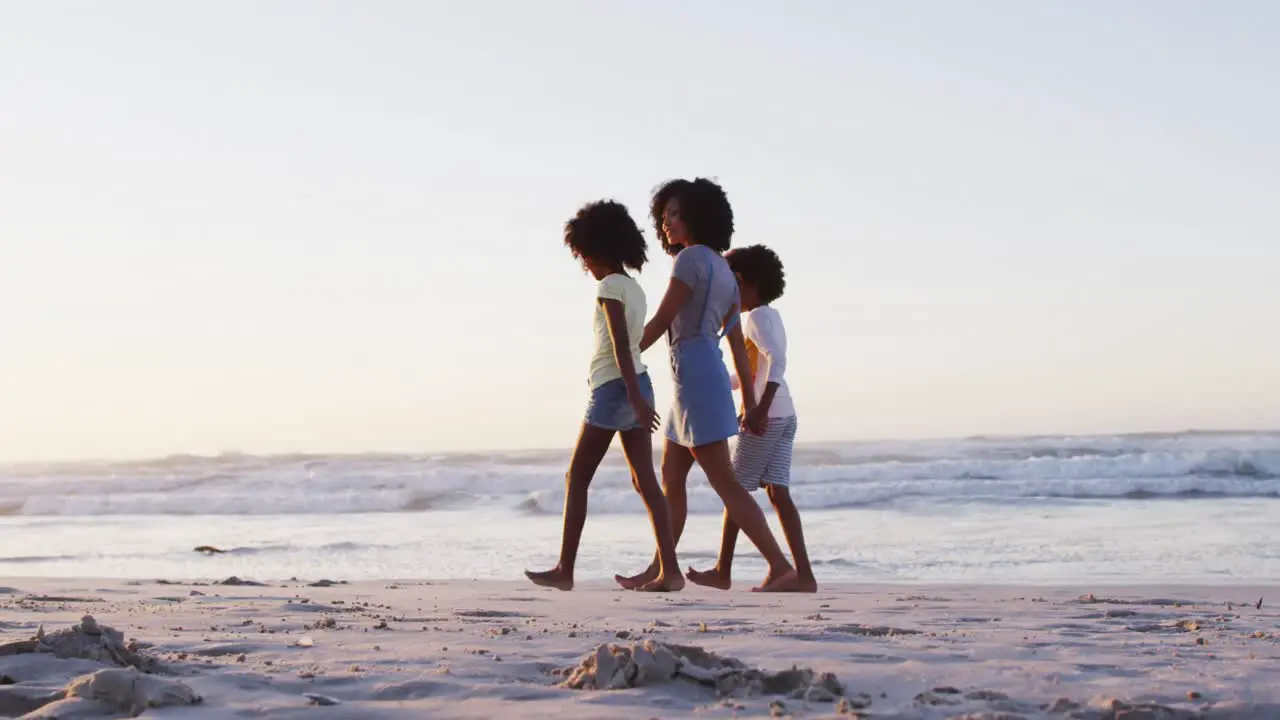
[631,396,661,433]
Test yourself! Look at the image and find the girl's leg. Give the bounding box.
[525,424,615,591]
[615,439,695,589]
[765,484,817,592]
[618,428,684,592]
[690,440,799,592]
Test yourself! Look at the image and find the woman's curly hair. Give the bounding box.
[563,200,648,272]
[649,177,735,256]
[725,244,786,305]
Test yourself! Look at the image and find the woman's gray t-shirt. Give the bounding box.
[668,245,740,343]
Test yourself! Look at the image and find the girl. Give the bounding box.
[616,179,800,593]
[525,200,684,592]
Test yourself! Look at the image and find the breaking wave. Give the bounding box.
[1,431,1277,517]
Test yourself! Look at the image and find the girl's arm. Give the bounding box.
[639,277,692,352]
[603,298,660,431]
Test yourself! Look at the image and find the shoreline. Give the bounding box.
[2,579,1278,718]
[7,576,1280,590]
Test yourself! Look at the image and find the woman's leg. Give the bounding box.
[691,440,799,592]
[615,438,695,588]
[618,428,684,591]
[686,509,738,589]
[525,423,615,590]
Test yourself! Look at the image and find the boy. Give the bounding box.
[686,244,817,592]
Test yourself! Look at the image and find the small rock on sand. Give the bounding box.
[914,690,960,706]
[217,576,265,587]
[1045,697,1080,713]
[305,693,341,706]
[836,693,872,712]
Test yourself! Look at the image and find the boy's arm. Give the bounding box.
[640,276,692,351]
[602,298,659,431]
[751,311,786,416]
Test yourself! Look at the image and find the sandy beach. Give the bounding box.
[1,578,1277,719]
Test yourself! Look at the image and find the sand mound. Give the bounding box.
[556,640,845,701]
[0,616,159,673]
[22,669,200,718]
[0,616,199,718]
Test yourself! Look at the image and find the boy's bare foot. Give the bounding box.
[685,566,732,590]
[525,568,573,591]
[636,573,685,592]
[613,564,658,590]
[752,567,801,593]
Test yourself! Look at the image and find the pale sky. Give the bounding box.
[2,1,1277,462]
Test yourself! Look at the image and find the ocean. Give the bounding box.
[2,431,1277,585]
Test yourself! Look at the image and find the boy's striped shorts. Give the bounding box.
[733,415,798,491]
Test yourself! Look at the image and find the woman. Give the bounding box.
[616,178,800,592]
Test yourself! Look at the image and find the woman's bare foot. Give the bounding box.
[636,573,686,592]
[525,568,573,591]
[752,567,801,592]
[685,566,732,590]
[613,564,659,590]
[793,575,819,593]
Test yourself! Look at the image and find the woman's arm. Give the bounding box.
[602,298,659,431]
[639,277,692,352]
[725,308,756,414]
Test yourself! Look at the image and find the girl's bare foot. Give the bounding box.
[613,564,658,590]
[525,568,574,591]
[636,573,686,592]
[752,567,801,593]
[794,575,819,593]
[685,566,732,590]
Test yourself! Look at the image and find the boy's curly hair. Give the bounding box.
[563,200,647,272]
[725,244,786,305]
[649,177,735,256]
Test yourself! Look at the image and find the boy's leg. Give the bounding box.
[765,485,816,592]
[618,428,684,592]
[688,426,770,589]
[615,439,695,589]
[691,440,798,592]
[525,423,615,590]
[763,417,816,592]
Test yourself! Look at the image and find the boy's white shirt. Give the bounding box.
[732,305,796,418]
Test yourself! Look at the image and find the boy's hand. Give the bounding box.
[742,406,769,435]
[631,397,661,433]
